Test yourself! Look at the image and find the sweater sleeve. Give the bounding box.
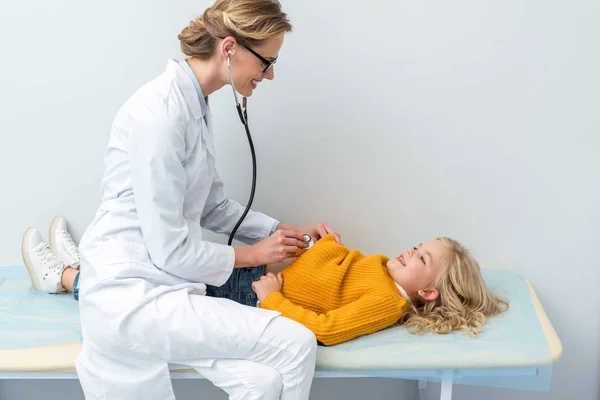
[260,291,406,346]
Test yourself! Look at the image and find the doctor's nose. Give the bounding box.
[264,67,275,80]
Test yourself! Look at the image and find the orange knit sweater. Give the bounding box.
[259,234,410,346]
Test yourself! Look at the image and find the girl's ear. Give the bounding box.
[417,288,439,302]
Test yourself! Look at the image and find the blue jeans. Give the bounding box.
[71,266,264,306]
[73,271,80,301]
[205,266,265,307]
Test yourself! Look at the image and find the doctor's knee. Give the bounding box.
[291,321,318,362]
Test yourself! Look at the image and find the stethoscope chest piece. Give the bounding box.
[302,234,315,249]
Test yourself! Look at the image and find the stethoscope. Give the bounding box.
[225,50,315,250]
[226,49,255,245]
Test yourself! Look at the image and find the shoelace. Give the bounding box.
[35,243,63,272]
[60,230,80,258]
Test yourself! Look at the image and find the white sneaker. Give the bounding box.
[22,227,67,293]
[49,216,80,268]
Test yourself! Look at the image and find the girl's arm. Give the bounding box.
[260,291,407,346]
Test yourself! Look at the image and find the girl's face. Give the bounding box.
[386,239,452,301]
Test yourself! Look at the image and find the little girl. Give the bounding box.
[22,216,507,346]
[246,234,507,345]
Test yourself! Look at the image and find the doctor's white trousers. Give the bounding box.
[76,316,317,400]
[195,317,317,399]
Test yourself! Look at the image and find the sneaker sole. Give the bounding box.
[48,216,63,254]
[21,227,43,292]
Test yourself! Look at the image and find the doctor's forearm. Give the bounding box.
[274,222,292,231]
[233,246,258,268]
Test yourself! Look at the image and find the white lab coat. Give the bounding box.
[76,59,281,399]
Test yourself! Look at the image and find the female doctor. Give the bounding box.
[75,1,339,399]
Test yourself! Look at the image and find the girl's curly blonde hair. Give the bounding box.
[400,237,508,335]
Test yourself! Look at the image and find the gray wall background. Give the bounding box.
[1,0,598,399]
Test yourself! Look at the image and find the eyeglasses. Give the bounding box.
[238,43,277,73]
[220,37,278,73]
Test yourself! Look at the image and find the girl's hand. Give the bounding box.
[252,272,283,301]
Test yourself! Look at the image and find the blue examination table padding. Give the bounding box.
[0,267,562,400]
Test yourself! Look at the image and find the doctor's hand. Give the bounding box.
[252,272,283,302]
[234,230,307,268]
[278,222,341,244]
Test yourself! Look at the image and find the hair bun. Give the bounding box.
[178,0,292,60]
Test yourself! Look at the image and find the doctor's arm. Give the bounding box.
[201,169,278,245]
[129,117,238,286]
[201,171,342,245]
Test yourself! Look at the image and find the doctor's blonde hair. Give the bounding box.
[178,0,292,59]
[400,237,509,336]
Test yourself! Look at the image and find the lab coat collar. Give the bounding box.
[167,58,215,155]
[167,58,207,122]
